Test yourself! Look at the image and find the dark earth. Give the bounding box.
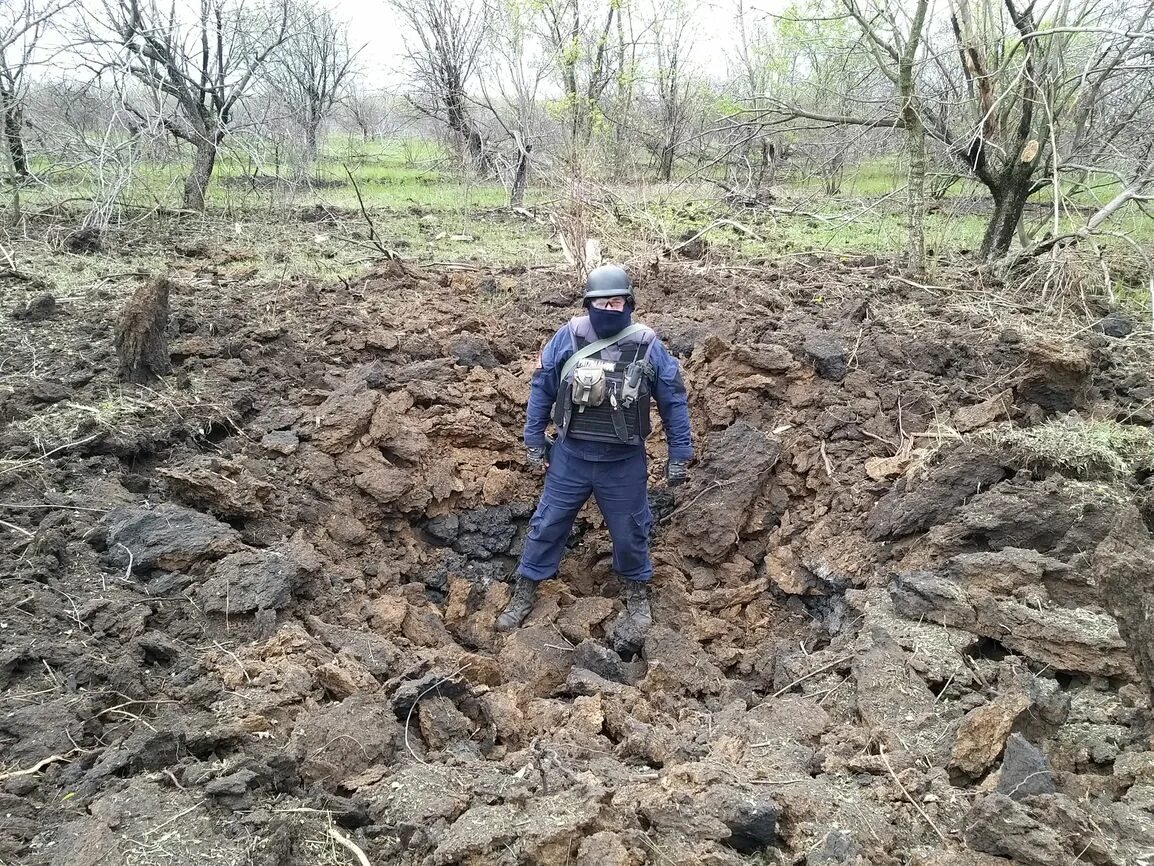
[2,243,1154,866]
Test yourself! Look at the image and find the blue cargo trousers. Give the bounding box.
[516,440,653,582]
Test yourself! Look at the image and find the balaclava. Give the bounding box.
[587,299,634,339]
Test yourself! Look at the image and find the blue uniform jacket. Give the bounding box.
[524,316,693,463]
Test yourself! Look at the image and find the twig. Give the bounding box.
[638,832,678,866]
[328,828,372,866]
[0,518,33,538]
[402,663,472,766]
[879,744,947,842]
[116,543,135,581]
[892,275,948,293]
[0,751,76,780]
[670,218,764,251]
[0,502,110,513]
[93,698,178,720]
[768,656,854,700]
[816,675,850,706]
[342,165,402,261]
[142,804,199,837]
[658,478,743,524]
[819,440,835,477]
[0,435,99,477]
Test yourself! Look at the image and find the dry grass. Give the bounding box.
[978,417,1154,481]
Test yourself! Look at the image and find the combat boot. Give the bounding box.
[621,578,653,630]
[496,576,538,632]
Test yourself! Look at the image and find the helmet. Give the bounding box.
[583,264,633,302]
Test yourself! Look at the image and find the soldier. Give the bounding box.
[497,264,693,632]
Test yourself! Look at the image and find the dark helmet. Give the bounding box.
[583,264,633,303]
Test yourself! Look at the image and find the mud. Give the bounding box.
[2,251,1154,865]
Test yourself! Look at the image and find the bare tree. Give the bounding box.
[839,0,931,270]
[606,5,641,176]
[728,0,777,187]
[265,2,359,163]
[341,86,399,142]
[535,0,620,162]
[477,0,550,206]
[388,0,489,172]
[646,0,698,181]
[943,0,1154,260]
[712,3,885,195]
[728,0,1154,263]
[88,0,291,210]
[1,0,74,209]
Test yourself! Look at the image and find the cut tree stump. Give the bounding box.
[115,275,173,384]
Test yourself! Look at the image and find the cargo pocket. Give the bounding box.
[612,506,652,578]
[630,507,652,542]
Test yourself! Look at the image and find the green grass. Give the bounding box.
[979,418,1154,481]
[20,134,529,214]
[9,134,1154,287]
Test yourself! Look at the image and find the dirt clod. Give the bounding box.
[10,292,56,321]
[997,734,1056,799]
[63,226,104,253]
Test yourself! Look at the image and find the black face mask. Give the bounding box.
[588,304,632,339]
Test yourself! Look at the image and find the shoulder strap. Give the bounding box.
[559,322,647,382]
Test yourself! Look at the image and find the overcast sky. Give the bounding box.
[332,0,786,89]
[28,0,791,91]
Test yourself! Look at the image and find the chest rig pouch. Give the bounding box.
[571,365,608,409]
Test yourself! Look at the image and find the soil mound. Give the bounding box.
[2,257,1153,864]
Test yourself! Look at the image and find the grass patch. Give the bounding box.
[980,418,1154,481]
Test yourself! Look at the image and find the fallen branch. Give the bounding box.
[402,663,472,767]
[342,166,403,262]
[0,518,33,538]
[0,752,75,781]
[819,440,835,478]
[328,827,372,866]
[671,218,764,252]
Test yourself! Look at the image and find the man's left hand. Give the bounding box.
[667,459,689,487]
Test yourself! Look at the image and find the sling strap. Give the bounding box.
[558,322,647,383]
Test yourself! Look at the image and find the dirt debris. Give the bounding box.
[2,257,1154,864]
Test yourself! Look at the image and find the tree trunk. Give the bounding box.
[980,179,1031,260]
[304,120,320,164]
[5,104,28,177]
[446,91,487,174]
[905,116,927,272]
[756,140,769,188]
[657,141,674,182]
[509,133,531,207]
[0,89,20,222]
[182,136,219,211]
[898,0,930,273]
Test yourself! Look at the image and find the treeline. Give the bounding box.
[3,0,1152,270]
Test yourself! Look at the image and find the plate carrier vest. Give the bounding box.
[552,316,657,447]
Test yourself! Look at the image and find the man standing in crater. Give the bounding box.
[496,264,693,632]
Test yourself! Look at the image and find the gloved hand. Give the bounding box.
[526,446,548,472]
[667,459,689,487]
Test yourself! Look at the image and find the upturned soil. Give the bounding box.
[3,245,1154,866]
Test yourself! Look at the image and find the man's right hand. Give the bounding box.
[526,446,548,473]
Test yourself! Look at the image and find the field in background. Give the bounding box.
[9,135,1154,315]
